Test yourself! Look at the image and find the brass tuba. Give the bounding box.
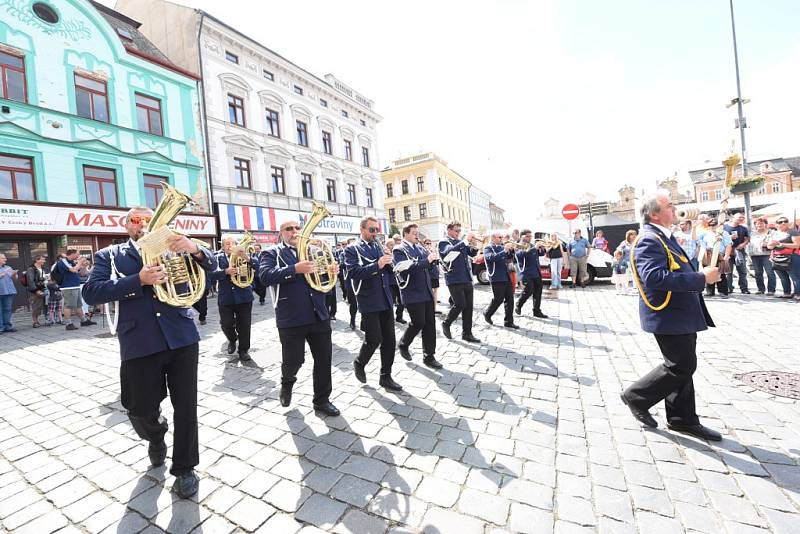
[229,231,256,288]
[137,182,207,307]
[297,201,338,293]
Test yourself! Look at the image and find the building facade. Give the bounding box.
[689,157,799,203]
[381,153,472,239]
[489,201,506,229]
[468,185,491,231]
[0,0,214,310]
[117,0,385,245]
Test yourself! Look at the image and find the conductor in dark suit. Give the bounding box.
[620,192,722,441]
[259,221,340,416]
[82,206,217,498]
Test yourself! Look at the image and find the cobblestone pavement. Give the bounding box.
[1,283,799,534]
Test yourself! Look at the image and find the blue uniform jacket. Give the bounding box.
[393,240,433,305]
[208,252,255,306]
[515,247,544,281]
[484,244,510,283]
[344,239,394,313]
[438,237,477,285]
[82,239,217,360]
[259,243,329,328]
[633,224,714,335]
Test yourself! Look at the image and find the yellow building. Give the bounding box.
[381,153,472,239]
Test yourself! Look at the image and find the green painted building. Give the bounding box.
[0,0,216,309]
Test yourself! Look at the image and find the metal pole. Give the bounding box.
[729,0,752,225]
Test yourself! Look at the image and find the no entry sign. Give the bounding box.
[562,203,580,220]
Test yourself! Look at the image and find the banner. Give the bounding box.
[218,203,387,235]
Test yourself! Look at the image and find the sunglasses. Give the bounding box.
[776,220,789,224]
[127,215,152,225]
[282,225,302,231]
[368,227,379,233]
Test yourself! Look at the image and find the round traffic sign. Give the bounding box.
[562,203,580,220]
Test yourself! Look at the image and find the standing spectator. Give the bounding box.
[45,277,64,326]
[568,229,590,287]
[0,253,18,333]
[547,232,566,289]
[674,220,702,271]
[616,230,638,292]
[700,219,732,298]
[724,212,750,294]
[26,255,47,328]
[592,229,609,252]
[54,249,96,331]
[766,216,800,299]
[748,217,776,295]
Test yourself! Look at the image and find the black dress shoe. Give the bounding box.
[173,471,199,499]
[353,360,367,383]
[199,319,206,325]
[227,340,237,355]
[441,321,452,339]
[461,334,481,343]
[395,316,407,324]
[279,385,292,407]
[349,320,356,330]
[533,311,549,319]
[313,402,341,416]
[483,312,493,325]
[620,393,658,428]
[741,289,751,294]
[667,422,722,441]
[148,440,167,467]
[423,356,443,370]
[379,375,403,391]
[514,305,522,316]
[504,323,520,329]
[398,345,412,361]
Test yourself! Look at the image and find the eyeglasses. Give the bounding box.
[368,227,379,233]
[776,219,789,224]
[127,215,152,225]
[282,225,302,232]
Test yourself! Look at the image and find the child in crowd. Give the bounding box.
[611,249,628,294]
[45,280,64,325]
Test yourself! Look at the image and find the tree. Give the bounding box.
[389,223,401,237]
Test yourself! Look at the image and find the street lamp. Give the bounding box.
[728,0,753,226]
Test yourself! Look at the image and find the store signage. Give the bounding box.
[218,203,387,235]
[0,202,217,236]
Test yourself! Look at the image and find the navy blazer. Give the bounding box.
[258,243,329,328]
[438,237,477,285]
[208,252,255,306]
[484,244,511,283]
[82,239,217,360]
[516,247,544,281]
[633,224,714,335]
[344,238,394,313]
[392,240,433,305]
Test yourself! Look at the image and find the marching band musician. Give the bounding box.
[82,206,217,499]
[385,239,406,324]
[343,238,359,329]
[438,221,481,342]
[258,221,340,416]
[514,230,549,319]
[344,217,403,391]
[251,243,268,306]
[209,236,259,368]
[393,223,444,369]
[482,232,520,329]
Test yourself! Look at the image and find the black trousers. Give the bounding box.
[623,333,699,426]
[357,309,396,375]
[517,277,544,313]
[326,291,337,317]
[219,302,252,355]
[191,294,207,321]
[346,285,358,324]
[486,281,514,325]
[253,280,267,304]
[390,285,405,319]
[705,274,729,296]
[120,344,199,476]
[400,301,436,356]
[444,283,474,335]
[278,320,333,405]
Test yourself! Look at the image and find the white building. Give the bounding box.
[116,0,385,244]
[468,185,491,231]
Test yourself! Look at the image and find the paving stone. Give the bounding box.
[333,509,390,534]
[593,485,634,523]
[420,507,485,534]
[633,511,683,534]
[508,502,555,534]
[674,501,724,534]
[457,488,510,525]
[263,478,313,513]
[628,484,674,517]
[295,493,347,530]
[707,491,765,527]
[415,475,461,508]
[499,477,553,510]
[339,455,390,482]
[225,495,276,532]
[734,473,795,511]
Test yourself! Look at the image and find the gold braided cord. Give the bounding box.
[630,233,680,312]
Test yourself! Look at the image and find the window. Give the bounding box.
[227,94,245,126]
[83,166,117,206]
[294,85,303,95]
[416,176,424,192]
[225,51,239,64]
[366,187,373,208]
[448,205,452,218]
[403,206,411,221]
[301,173,313,198]
[322,131,332,155]
[714,189,722,200]
[701,191,708,201]
[143,174,167,209]
[419,203,427,218]
[234,158,251,189]
[360,119,366,126]
[341,110,348,118]
[263,69,274,81]
[326,178,336,202]
[320,98,328,107]
[0,154,35,200]
[438,177,442,190]
[389,208,396,223]
[771,182,781,193]
[441,203,445,215]
[271,166,285,194]
[0,50,26,102]
[266,108,280,138]
[347,183,357,205]
[75,74,109,122]
[386,183,393,198]
[296,120,308,146]
[344,140,352,161]
[32,2,59,23]
[757,184,766,195]
[135,93,163,136]
[401,179,408,195]
[362,147,370,167]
